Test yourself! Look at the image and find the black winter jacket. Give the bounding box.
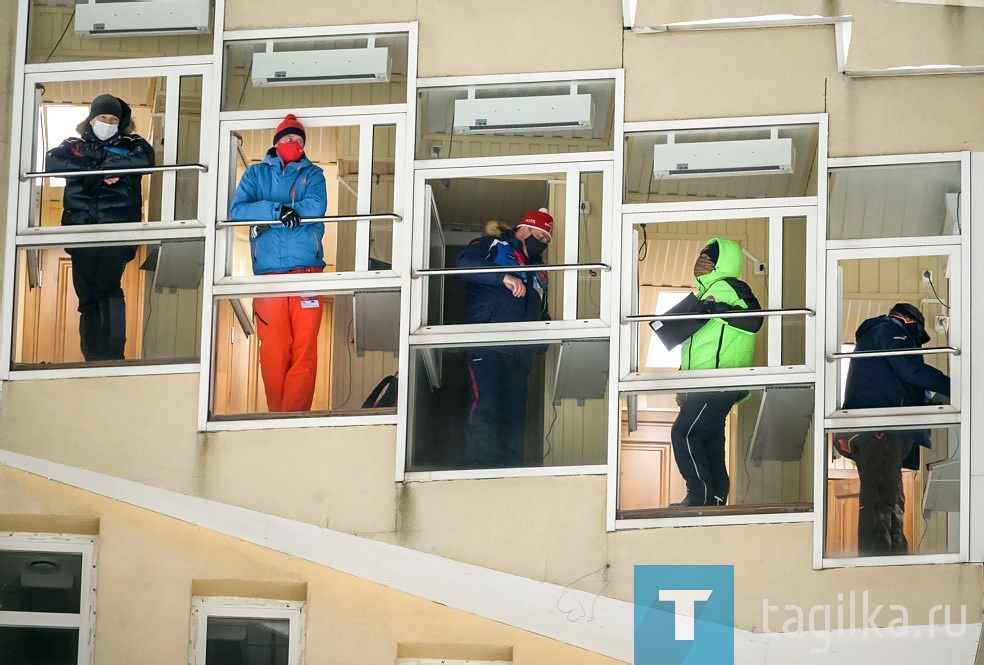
[842,314,950,456]
[45,99,155,226]
[456,221,548,325]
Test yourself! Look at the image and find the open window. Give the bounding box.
[617,383,814,522]
[622,209,815,379]
[0,534,97,665]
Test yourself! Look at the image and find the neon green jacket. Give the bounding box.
[680,237,763,370]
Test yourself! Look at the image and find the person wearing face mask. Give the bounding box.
[670,238,763,507]
[455,209,554,467]
[45,94,155,361]
[229,113,327,412]
[840,303,950,555]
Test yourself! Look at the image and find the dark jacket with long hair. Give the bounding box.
[44,97,155,226]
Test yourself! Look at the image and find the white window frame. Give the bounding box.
[402,69,624,482]
[816,152,971,568]
[189,597,305,665]
[0,533,98,665]
[201,23,418,432]
[2,52,218,380]
[608,114,826,531]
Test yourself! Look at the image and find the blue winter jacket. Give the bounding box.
[456,221,548,325]
[229,149,328,275]
[842,314,950,457]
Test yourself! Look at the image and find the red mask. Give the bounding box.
[276,142,304,164]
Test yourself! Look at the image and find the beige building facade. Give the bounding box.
[1,1,983,663]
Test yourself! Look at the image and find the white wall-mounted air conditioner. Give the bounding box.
[652,138,794,179]
[251,47,391,87]
[75,0,210,38]
[453,94,594,134]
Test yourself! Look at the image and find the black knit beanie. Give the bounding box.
[89,94,122,121]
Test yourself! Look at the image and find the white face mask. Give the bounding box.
[92,120,118,141]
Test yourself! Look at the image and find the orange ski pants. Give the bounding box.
[254,290,323,412]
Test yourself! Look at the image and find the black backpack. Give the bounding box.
[362,374,398,409]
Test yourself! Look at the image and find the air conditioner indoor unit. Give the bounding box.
[252,47,391,87]
[75,0,210,38]
[452,94,594,134]
[652,138,794,179]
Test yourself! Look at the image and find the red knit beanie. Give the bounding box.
[517,208,554,238]
[273,114,306,144]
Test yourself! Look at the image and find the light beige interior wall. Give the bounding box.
[0,468,619,665]
[415,0,623,77]
[224,0,418,30]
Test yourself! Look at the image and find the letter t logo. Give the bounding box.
[659,589,713,640]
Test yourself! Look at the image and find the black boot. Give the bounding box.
[671,495,707,507]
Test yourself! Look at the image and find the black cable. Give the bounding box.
[927,274,949,311]
[235,60,252,111]
[43,9,76,64]
[637,224,648,262]
[646,167,655,203]
[447,130,455,159]
[542,400,558,462]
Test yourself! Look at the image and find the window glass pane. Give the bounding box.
[225,125,370,276]
[828,162,961,240]
[13,241,204,368]
[417,79,616,160]
[222,33,409,112]
[35,75,204,227]
[631,219,807,373]
[623,124,818,205]
[618,386,814,518]
[825,424,960,557]
[407,340,609,471]
[368,124,398,270]
[205,617,290,665]
[0,550,83,613]
[175,76,204,221]
[211,292,399,418]
[834,256,952,409]
[0,627,79,664]
[576,171,603,320]
[781,216,808,365]
[27,0,214,64]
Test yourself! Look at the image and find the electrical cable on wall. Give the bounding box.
[43,9,76,64]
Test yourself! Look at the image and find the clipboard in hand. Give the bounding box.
[648,292,705,351]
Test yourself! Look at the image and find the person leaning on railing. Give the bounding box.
[44,94,155,361]
[228,113,328,413]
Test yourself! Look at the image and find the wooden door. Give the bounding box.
[619,411,687,511]
[826,469,915,557]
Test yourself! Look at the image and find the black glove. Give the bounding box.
[279,205,301,228]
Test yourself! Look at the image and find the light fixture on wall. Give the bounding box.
[75,0,211,38]
[251,41,392,87]
[20,559,74,589]
[453,87,595,135]
[653,135,794,179]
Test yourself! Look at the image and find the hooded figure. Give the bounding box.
[670,238,763,507]
[229,113,328,413]
[44,94,156,361]
[840,302,950,556]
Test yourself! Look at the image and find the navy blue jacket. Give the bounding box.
[456,222,548,325]
[843,314,950,456]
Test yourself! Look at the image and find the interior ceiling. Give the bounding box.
[624,126,819,201]
[422,80,616,143]
[430,177,551,233]
[0,551,81,587]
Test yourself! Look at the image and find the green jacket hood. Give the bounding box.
[695,237,743,292]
